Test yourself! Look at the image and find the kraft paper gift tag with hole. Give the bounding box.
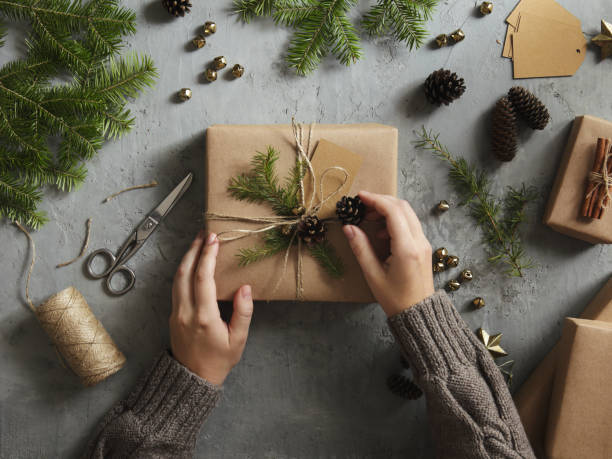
[512,12,586,78]
[302,139,363,220]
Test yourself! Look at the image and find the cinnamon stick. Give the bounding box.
[593,146,612,219]
[582,138,607,218]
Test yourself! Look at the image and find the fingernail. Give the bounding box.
[343,225,355,240]
[206,233,217,245]
[242,285,252,299]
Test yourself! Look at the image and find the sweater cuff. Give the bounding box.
[125,351,222,445]
[387,290,480,380]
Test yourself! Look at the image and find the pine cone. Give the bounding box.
[491,97,518,162]
[424,69,466,106]
[387,373,423,400]
[297,216,326,244]
[508,87,550,130]
[161,0,192,17]
[336,195,366,226]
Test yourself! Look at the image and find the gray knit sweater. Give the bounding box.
[84,291,535,458]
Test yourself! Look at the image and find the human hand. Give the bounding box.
[342,191,434,317]
[170,230,253,386]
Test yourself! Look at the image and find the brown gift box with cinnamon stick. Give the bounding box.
[515,276,612,457]
[205,123,398,302]
[544,115,612,244]
[545,317,612,459]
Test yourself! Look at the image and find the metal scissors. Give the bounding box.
[85,173,193,295]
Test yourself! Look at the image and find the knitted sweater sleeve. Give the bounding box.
[83,351,221,459]
[387,291,535,459]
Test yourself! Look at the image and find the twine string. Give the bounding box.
[205,120,349,299]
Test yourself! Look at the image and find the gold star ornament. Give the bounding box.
[592,20,612,59]
[476,328,508,358]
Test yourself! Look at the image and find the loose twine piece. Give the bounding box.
[14,221,126,387]
[103,179,158,203]
[56,217,92,268]
[205,120,349,299]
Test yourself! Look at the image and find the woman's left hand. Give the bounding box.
[170,230,254,386]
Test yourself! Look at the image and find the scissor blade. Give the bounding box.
[150,172,193,222]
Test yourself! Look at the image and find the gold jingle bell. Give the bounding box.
[459,269,473,282]
[450,29,465,43]
[192,35,206,49]
[433,261,446,273]
[281,224,293,236]
[447,279,461,291]
[232,64,245,78]
[203,21,217,36]
[435,34,448,48]
[436,200,450,212]
[213,56,227,70]
[479,1,493,15]
[178,88,192,101]
[434,247,448,261]
[472,297,485,309]
[205,68,217,82]
[445,255,459,268]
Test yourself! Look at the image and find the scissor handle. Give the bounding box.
[86,248,116,279]
[86,249,136,295]
[105,264,136,296]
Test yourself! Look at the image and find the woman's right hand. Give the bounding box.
[342,191,435,317]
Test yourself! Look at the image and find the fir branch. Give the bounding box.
[362,0,436,49]
[228,146,300,215]
[273,0,319,27]
[414,128,536,278]
[308,239,344,278]
[237,228,294,266]
[232,0,276,23]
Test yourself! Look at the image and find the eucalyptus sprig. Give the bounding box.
[228,146,344,278]
[415,128,538,277]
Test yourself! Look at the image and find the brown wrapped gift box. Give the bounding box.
[514,276,612,457]
[544,115,612,244]
[205,124,398,302]
[545,318,612,459]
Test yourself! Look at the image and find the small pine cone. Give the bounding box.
[336,195,366,226]
[491,97,518,162]
[387,374,423,400]
[424,69,466,106]
[161,0,192,17]
[297,215,326,244]
[508,87,550,130]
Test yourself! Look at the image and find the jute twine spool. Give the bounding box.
[15,222,126,387]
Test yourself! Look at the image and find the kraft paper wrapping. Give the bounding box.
[515,277,612,457]
[205,124,398,302]
[545,318,612,459]
[544,115,612,244]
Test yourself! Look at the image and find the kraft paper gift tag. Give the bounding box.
[302,139,363,220]
[512,12,586,78]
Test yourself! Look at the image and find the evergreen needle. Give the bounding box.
[415,128,537,278]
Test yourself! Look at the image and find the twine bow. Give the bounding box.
[205,120,349,299]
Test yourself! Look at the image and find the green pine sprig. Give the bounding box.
[414,128,538,277]
[232,0,436,75]
[0,0,157,229]
[362,0,437,50]
[228,146,345,279]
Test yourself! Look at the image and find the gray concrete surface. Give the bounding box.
[1,0,611,457]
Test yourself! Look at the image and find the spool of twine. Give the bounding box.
[15,222,126,387]
[36,287,126,387]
